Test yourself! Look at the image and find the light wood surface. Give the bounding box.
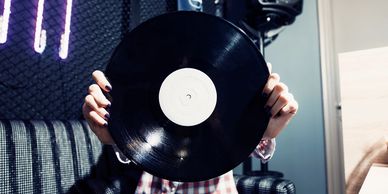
[359,163,388,194]
[338,46,388,194]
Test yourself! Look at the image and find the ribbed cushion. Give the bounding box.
[0,120,103,194]
[234,175,296,194]
[0,120,296,194]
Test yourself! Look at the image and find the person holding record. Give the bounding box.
[83,62,298,193]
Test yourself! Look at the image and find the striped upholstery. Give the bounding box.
[0,120,104,194]
[0,120,295,194]
[235,175,296,194]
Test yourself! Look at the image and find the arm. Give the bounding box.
[252,70,298,162]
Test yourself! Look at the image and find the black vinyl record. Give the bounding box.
[105,11,270,182]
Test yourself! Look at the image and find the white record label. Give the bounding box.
[158,68,217,127]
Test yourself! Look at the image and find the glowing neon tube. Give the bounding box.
[0,0,11,44]
[59,0,73,59]
[34,0,46,53]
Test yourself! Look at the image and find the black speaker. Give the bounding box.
[224,0,303,32]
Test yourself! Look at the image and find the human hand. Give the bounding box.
[82,70,115,144]
[261,70,298,139]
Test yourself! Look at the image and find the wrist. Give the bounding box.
[253,138,276,163]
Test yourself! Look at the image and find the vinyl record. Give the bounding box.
[105,11,270,182]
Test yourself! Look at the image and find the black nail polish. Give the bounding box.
[103,122,108,127]
[105,113,110,120]
[105,85,112,92]
[106,103,111,109]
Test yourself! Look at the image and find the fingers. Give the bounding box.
[83,70,115,145]
[261,71,298,139]
[83,94,114,145]
[92,70,112,92]
[262,73,280,96]
[84,94,110,121]
[83,104,114,144]
[262,86,298,139]
[263,104,297,139]
[280,98,298,115]
[88,84,111,107]
[265,82,288,109]
[270,92,292,117]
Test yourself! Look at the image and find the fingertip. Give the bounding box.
[262,73,280,95]
[88,84,100,93]
[92,70,103,77]
[269,73,280,81]
[290,103,298,115]
[89,111,107,125]
[84,94,94,104]
[105,85,112,92]
[92,70,112,92]
[105,113,110,120]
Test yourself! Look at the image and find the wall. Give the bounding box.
[333,0,388,52]
[252,0,327,193]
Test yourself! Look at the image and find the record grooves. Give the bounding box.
[105,11,270,182]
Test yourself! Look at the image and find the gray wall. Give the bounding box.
[333,0,388,52]
[237,0,327,193]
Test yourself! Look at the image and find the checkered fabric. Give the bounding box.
[110,138,277,194]
[135,171,238,194]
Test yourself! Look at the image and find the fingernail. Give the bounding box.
[105,85,112,92]
[105,113,110,120]
[103,122,108,127]
[106,103,111,108]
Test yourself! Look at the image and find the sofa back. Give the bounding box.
[0,120,102,193]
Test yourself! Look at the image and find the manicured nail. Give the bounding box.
[103,122,108,127]
[106,103,111,108]
[105,113,110,120]
[105,85,112,92]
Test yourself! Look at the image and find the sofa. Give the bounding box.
[0,120,295,194]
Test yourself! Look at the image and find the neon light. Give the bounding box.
[59,0,72,59]
[34,0,46,53]
[0,0,11,44]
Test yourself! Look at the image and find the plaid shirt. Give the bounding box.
[113,139,276,194]
[135,171,237,194]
